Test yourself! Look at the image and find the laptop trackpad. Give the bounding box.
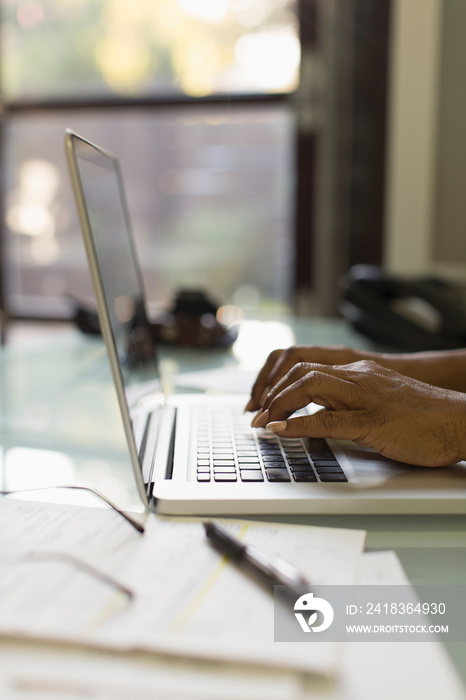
[330,439,466,490]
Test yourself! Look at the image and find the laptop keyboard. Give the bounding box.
[194,406,348,484]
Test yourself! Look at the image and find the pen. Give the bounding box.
[203,521,312,605]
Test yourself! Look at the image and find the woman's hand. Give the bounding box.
[245,345,466,414]
[250,359,466,467]
[245,346,394,413]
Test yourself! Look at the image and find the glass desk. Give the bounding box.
[1,317,466,682]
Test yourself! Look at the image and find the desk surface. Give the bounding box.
[1,316,466,682]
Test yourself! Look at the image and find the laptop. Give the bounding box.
[65,129,466,515]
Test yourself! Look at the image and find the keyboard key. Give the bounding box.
[240,470,264,482]
[307,440,336,460]
[266,468,291,482]
[214,473,238,482]
[196,466,211,473]
[315,466,344,474]
[197,460,211,467]
[213,460,236,467]
[238,456,260,464]
[313,459,341,468]
[261,454,285,462]
[289,464,312,471]
[318,473,348,482]
[213,466,237,473]
[293,473,318,482]
[197,473,211,482]
[309,449,335,459]
[263,459,286,469]
[286,451,308,458]
[289,464,316,473]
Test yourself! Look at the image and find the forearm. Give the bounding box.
[378,348,466,393]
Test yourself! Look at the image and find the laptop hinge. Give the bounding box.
[147,406,176,485]
[139,409,163,485]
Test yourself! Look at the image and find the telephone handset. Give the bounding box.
[339,265,466,351]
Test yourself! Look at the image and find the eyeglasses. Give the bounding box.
[0,550,134,599]
[0,484,144,602]
[0,485,145,534]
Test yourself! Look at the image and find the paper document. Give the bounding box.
[0,639,307,700]
[1,551,464,700]
[0,498,365,675]
[98,514,365,674]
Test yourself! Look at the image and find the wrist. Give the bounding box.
[377,352,413,375]
[377,351,446,386]
[452,396,466,463]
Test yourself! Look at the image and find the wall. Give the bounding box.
[384,0,466,282]
[433,0,466,272]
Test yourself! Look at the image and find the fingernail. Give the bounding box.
[255,409,269,428]
[251,409,264,428]
[266,420,287,434]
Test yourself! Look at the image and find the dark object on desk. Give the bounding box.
[204,521,311,605]
[74,302,101,335]
[339,264,466,351]
[72,289,238,348]
[154,289,238,348]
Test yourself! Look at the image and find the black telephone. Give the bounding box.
[339,265,466,351]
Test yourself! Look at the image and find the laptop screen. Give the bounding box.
[67,131,161,405]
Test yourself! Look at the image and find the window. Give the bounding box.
[0,0,301,318]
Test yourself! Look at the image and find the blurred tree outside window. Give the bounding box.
[0,0,299,317]
[2,0,299,98]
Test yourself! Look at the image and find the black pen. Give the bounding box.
[203,521,312,605]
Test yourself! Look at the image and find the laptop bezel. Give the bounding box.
[65,128,152,511]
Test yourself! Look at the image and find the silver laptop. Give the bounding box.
[65,129,466,515]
